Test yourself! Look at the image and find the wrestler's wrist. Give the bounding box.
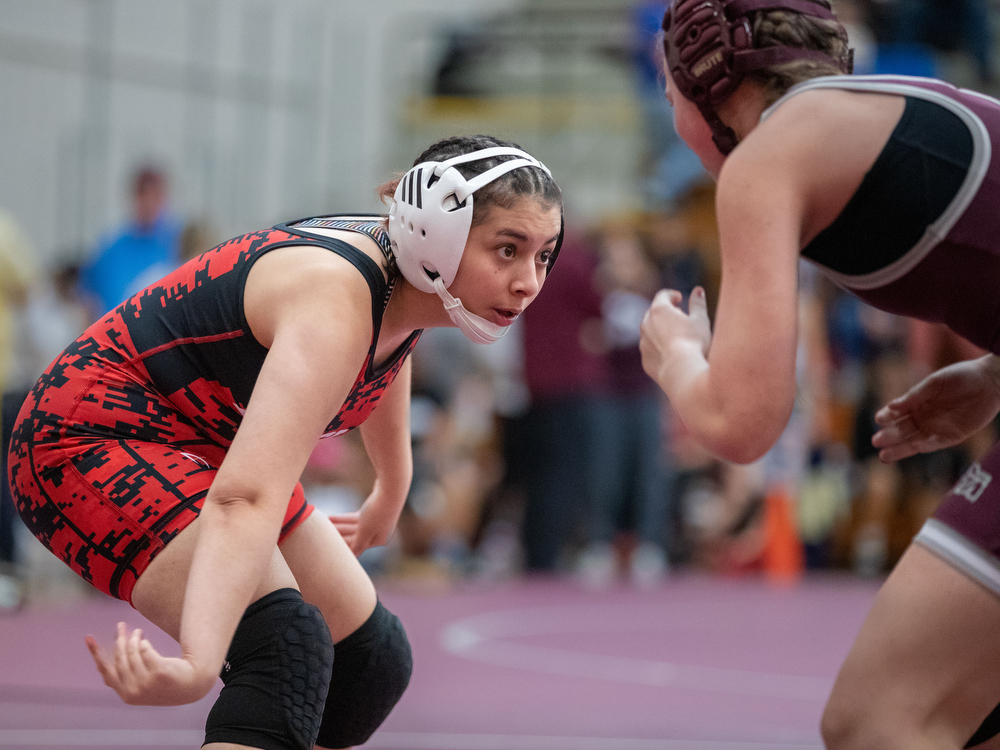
[658,339,709,395]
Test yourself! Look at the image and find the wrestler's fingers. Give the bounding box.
[872,417,917,448]
[878,444,917,463]
[688,287,708,319]
[85,635,117,685]
[138,636,166,675]
[878,430,946,463]
[126,628,151,679]
[650,289,683,309]
[873,406,896,426]
[113,622,130,673]
[874,399,914,425]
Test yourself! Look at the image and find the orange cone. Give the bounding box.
[762,485,804,585]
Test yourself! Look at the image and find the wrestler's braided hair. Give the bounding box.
[748,5,852,106]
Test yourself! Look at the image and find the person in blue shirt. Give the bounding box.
[80,165,183,317]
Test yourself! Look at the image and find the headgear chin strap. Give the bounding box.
[662,0,854,154]
[432,277,508,344]
[388,146,561,344]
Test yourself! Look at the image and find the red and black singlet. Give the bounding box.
[7,215,420,602]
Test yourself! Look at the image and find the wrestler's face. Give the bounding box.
[448,198,562,328]
[666,70,726,179]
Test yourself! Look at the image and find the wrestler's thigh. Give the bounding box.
[278,511,377,641]
[131,517,297,641]
[826,543,1000,748]
[10,436,228,601]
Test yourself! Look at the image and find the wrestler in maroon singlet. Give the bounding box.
[765,74,1000,596]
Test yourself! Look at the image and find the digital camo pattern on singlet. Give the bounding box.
[7,215,420,602]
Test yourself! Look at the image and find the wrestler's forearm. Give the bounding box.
[178,494,284,684]
[360,361,413,505]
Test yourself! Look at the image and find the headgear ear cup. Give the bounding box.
[662,0,853,154]
[387,146,561,343]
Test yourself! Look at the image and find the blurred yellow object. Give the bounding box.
[404,94,638,133]
[0,209,37,398]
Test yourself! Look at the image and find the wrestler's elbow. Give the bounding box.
[697,403,792,465]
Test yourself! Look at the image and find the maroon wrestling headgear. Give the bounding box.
[662,0,853,155]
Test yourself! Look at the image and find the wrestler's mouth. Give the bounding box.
[492,308,521,326]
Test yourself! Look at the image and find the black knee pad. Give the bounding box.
[205,588,335,750]
[315,600,413,749]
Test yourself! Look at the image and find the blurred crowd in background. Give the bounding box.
[2,0,1000,610]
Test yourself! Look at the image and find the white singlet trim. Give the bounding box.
[914,518,1000,598]
[760,74,993,291]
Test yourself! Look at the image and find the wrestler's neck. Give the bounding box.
[719,81,772,148]
[375,279,449,358]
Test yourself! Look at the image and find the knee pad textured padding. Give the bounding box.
[205,588,334,750]
[315,600,413,749]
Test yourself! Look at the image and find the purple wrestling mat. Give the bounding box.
[0,573,879,749]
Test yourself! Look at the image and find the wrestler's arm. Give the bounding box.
[332,357,414,555]
[640,135,804,464]
[179,251,375,700]
[872,354,1000,462]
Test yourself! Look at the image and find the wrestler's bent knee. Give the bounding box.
[205,588,335,750]
[822,688,923,750]
[315,601,413,749]
[821,692,855,750]
[821,678,890,750]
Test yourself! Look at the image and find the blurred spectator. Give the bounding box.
[824,300,986,576]
[894,0,994,84]
[360,328,511,582]
[760,265,833,500]
[79,164,183,317]
[756,263,835,575]
[576,220,674,589]
[685,264,838,577]
[631,0,710,208]
[463,323,535,581]
[16,265,92,378]
[0,209,38,610]
[643,203,716,566]
[520,236,610,572]
[835,0,878,75]
[179,219,219,263]
[2,261,90,608]
[845,346,915,575]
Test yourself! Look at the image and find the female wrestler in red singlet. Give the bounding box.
[8,134,562,750]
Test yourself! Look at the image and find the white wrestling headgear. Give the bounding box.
[388,146,554,344]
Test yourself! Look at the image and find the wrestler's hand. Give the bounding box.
[330,482,404,556]
[872,355,1000,463]
[639,286,712,392]
[85,622,216,706]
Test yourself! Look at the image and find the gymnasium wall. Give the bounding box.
[0,0,645,265]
